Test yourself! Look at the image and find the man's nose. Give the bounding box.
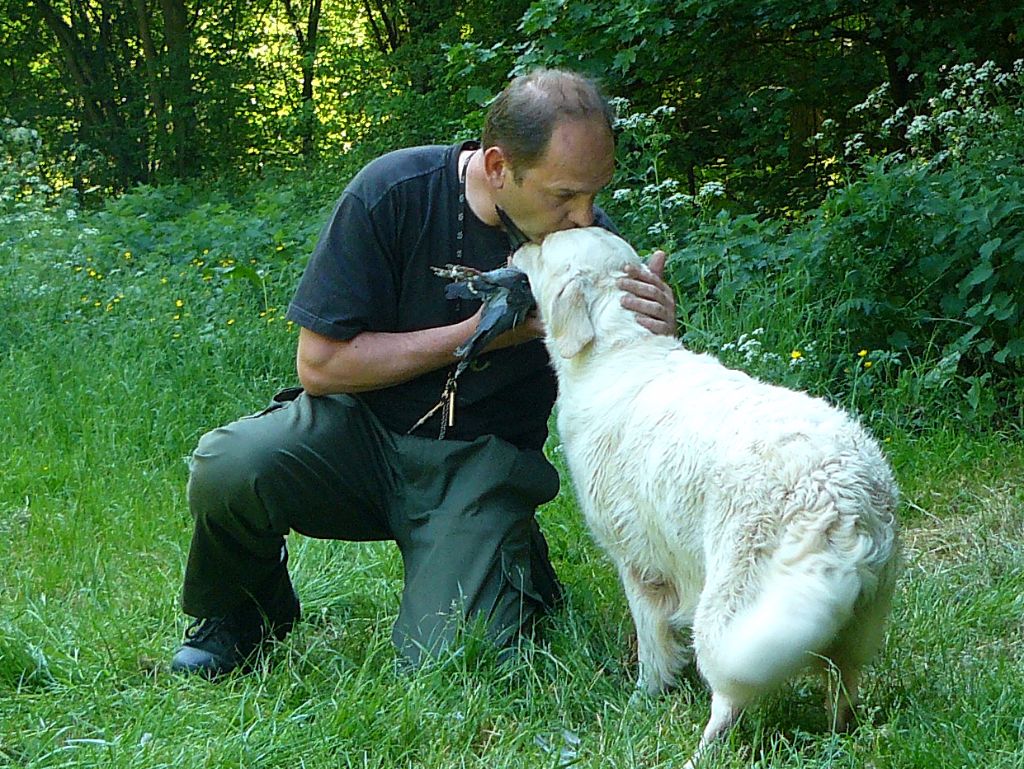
[567,201,595,228]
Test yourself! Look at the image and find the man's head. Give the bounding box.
[481,69,615,241]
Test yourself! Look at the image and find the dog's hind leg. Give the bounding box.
[822,569,896,731]
[683,691,742,769]
[822,658,862,733]
[822,608,888,730]
[620,562,686,697]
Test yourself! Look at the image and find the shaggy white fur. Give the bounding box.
[513,227,899,766]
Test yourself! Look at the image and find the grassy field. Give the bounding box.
[2,188,1023,768]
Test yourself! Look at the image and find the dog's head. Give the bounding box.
[513,227,643,360]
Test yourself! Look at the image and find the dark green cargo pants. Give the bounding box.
[182,388,563,665]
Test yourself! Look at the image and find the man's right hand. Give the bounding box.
[478,307,545,354]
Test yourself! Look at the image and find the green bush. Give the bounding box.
[608,62,1024,432]
[810,61,1024,367]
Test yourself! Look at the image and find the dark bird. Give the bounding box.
[432,263,536,377]
[408,207,536,439]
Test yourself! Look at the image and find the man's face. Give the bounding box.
[495,117,615,242]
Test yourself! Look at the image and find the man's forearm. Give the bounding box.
[296,322,477,396]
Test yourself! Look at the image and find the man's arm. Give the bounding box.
[297,256,676,396]
[296,311,545,396]
[297,323,469,395]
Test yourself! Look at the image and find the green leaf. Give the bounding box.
[994,338,1024,364]
[466,86,492,106]
[978,238,1002,261]
[612,48,637,74]
[958,262,994,298]
[215,263,263,289]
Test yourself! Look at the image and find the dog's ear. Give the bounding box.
[550,274,594,359]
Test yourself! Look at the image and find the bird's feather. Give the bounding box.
[433,264,536,376]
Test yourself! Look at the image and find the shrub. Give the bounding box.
[608,63,1024,432]
[805,60,1024,371]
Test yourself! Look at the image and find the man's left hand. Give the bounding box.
[617,249,677,337]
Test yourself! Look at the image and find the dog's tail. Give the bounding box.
[696,560,862,705]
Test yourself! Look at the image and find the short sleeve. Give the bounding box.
[285,191,400,340]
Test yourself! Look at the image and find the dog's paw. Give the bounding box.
[628,687,653,708]
[628,674,667,707]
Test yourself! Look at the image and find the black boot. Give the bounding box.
[170,587,300,678]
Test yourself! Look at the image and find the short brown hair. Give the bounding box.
[482,68,614,181]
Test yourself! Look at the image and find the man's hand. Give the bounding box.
[481,307,545,353]
[617,249,677,336]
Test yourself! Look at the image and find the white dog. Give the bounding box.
[513,227,899,766]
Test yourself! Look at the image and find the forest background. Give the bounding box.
[2,2,1024,768]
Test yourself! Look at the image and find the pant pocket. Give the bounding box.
[243,386,305,419]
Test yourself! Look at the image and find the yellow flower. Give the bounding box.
[173,314,180,321]
[227,318,235,326]
[161,277,169,284]
[790,350,802,360]
[858,349,868,358]
[864,361,873,369]
[175,299,184,308]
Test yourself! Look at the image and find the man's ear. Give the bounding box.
[550,275,594,359]
[482,146,509,189]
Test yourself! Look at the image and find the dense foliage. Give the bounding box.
[2,2,1023,426]
[1,1,1019,198]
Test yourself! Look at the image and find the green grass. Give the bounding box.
[2,185,1023,768]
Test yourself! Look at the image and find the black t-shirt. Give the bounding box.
[286,141,614,450]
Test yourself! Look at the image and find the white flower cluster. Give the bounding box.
[850,83,891,115]
[614,111,658,131]
[720,327,771,365]
[697,181,726,202]
[611,98,676,133]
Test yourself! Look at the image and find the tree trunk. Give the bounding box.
[31,0,150,188]
[282,0,322,157]
[133,0,170,162]
[158,0,197,177]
